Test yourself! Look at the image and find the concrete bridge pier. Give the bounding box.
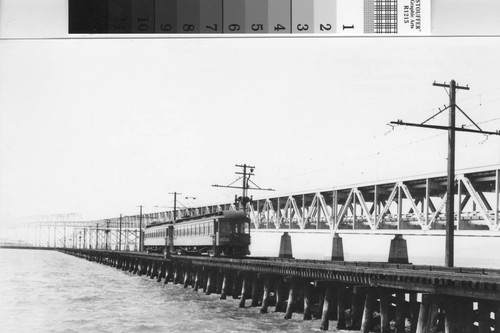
[331,233,344,261]
[279,232,293,259]
[388,234,409,264]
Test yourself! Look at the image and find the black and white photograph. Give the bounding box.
[1,0,499,332]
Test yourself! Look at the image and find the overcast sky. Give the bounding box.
[0,0,499,222]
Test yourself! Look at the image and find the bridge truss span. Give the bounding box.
[246,167,500,234]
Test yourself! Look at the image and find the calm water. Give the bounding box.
[0,249,345,333]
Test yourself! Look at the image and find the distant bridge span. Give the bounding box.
[1,166,499,250]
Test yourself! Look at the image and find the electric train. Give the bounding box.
[143,210,250,256]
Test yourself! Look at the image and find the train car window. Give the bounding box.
[243,222,249,234]
[219,221,231,234]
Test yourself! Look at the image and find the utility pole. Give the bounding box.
[119,214,122,251]
[138,205,143,252]
[212,164,275,212]
[169,192,181,222]
[391,80,500,267]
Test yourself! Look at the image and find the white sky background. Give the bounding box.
[0,0,499,222]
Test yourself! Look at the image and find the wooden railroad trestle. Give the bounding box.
[62,249,500,332]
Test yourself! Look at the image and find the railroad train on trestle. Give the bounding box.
[144,210,251,257]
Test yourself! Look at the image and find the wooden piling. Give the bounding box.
[173,266,179,284]
[409,293,419,333]
[205,270,214,295]
[136,262,142,276]
[416,294,440,333]
[478,301,492,333]
[183,267,190,288]
[349,286,366,330]
[495,306,500,333]
[193,269,200,291]
[320,284,333,331]
[239,274,248,308]
[260,278,271,314]
[202,269,209,293]
[157,264,164,282]
[216,270,223,294]
[284,280,297,320]
[251,274,260,307]
[336,286,347,330]
[361,289,377,333]
[164,264,171,284]
[274,279,287,313]
[444,296,474,333]
[394,292,406,333]
[150,262,157,279]
[220,273,229,300]
[329,285,338,321]
[380,291,391,333]
[232,273,240,300]
[303,281,312,320]
[317,285,325,319]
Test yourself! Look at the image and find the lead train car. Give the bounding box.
[144,210,251,256]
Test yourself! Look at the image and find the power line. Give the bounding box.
[212,164,274,211]
[390,80,500,268]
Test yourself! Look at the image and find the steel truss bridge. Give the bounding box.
[1,166,499,250]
